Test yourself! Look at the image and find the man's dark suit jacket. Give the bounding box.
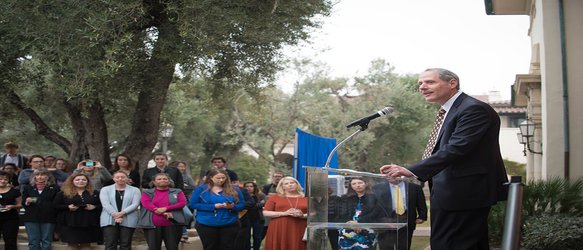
[409,93,508,211]
[372,182,428,229]
[261,183,276,195]
[141,166,184,190]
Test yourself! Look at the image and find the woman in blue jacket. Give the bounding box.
[190,168,245,250]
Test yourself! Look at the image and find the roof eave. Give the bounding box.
[484,0,531,15]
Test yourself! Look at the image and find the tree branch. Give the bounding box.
[4,89,72,154]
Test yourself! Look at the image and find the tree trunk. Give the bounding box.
[124,12,179,175]
[63,100,89,165]
[81,100,112,168]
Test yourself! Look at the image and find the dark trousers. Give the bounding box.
[102,225,135,250]
[430,204,491,250]
[195,222,240,250]
[378,226,408,250]
[235,224,250,250]
[143,225,182,250]
[327,229,339,250]
[247,220,264,250]
[261,226,268,240]
[0,218,19,250]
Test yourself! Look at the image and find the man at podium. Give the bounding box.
[380,68,508,250]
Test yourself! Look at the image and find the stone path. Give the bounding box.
[414,226,431,236]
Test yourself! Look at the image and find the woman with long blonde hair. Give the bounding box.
[263,176,308,250]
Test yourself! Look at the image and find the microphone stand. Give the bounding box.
[323,122,369,170]
[321,122,422,185]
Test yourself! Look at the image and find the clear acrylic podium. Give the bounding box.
[305,166,420,250]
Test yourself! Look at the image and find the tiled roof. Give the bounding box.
[494,106,527,114]
[469,95,526,114]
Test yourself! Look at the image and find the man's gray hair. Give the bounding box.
[424,68,460,90]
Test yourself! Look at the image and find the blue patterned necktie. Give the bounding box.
[422,108,446,159]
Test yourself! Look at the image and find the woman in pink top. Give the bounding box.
[139,173,187,250]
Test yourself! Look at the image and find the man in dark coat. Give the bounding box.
[141,152,184,190]
[381,68,508,250]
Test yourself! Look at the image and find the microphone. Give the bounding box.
[346,107,394,128]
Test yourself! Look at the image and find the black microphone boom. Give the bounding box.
[346,107,394,128]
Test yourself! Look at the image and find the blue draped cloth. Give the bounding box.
[294,128,338,188]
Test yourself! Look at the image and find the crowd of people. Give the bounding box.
[0,141,312,250]
[0,141,429,250]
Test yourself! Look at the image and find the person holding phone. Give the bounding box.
[54,173,102,249]
[190,169,246,250]
[21,169,60,250]
[73,160,113,191]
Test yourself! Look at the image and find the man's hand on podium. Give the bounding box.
[380,164,414,178]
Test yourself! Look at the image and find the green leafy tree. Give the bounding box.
[228,153,270,184]
[224,58,435,173]
[341,59,435,172]
[0,0,332,170]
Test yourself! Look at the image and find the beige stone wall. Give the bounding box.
[527,0,583,180]
[564,0,583,179]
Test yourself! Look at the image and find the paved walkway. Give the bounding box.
[414,226,431,236]
[8,226,204,250]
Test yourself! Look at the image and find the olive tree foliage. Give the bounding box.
[158,77,249,178]
[355,59,438,170]
[0,0,332,169]
[327,59,435,172]
[228,58,435,173]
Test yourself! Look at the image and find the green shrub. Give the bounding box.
[488,177,583,246]
[521,214,583,250]
[523,177,583,217]
[488,201,506,246]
